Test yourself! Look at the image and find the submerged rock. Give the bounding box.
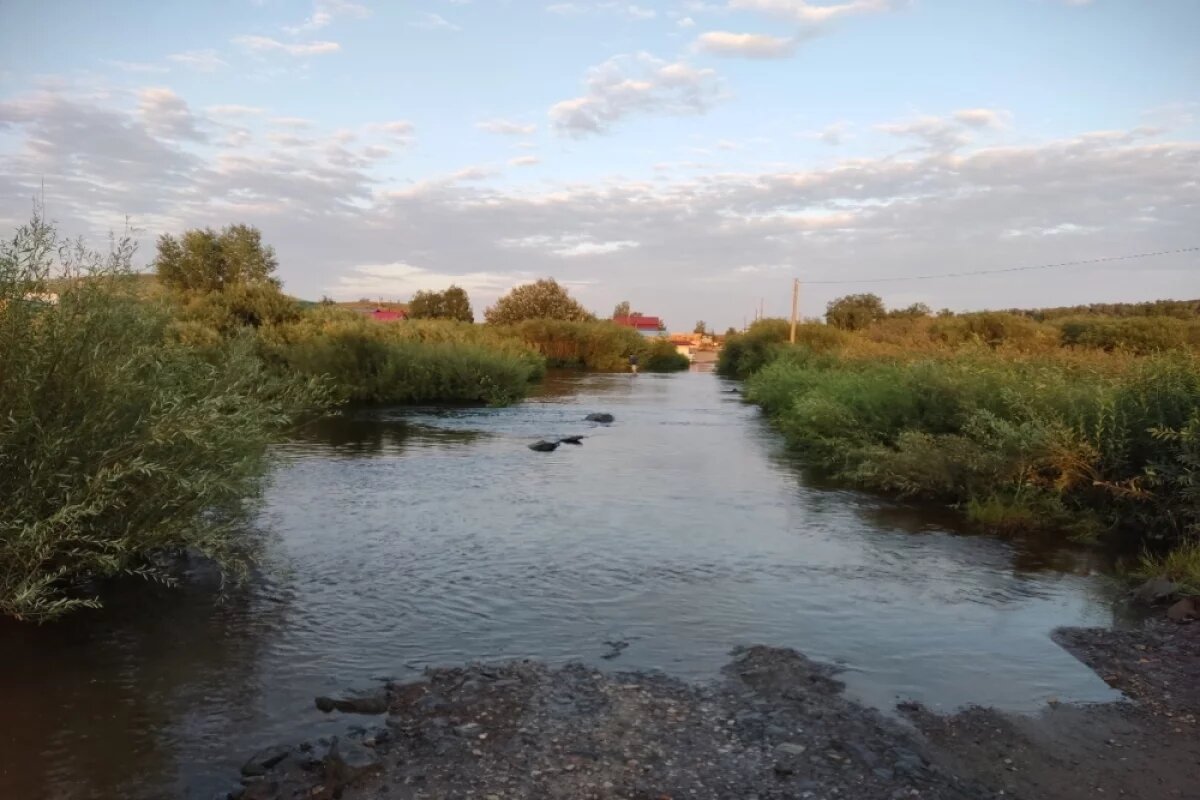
[324,736,382,789]
[585,413,615,423]
[314,690,388,715]
[558,435,585,445]
[528,440,560,452]
[240,745,291,777]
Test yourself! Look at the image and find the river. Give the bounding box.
[0,370,1126,799]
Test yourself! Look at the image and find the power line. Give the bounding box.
[802,246,1199,285]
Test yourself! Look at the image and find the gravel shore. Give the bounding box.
[228,620,1199,800]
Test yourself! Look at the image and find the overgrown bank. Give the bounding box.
[721,302,1200,585]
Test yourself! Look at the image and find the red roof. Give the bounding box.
[368,309,407,321]
[613,315,662,330]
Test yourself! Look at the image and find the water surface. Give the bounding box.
[0,371,1123,799]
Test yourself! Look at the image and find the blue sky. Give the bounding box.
[1,0,1197,328]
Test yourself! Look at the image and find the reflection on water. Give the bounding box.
[0,371,1124,799]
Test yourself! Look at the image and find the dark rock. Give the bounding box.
[1132,576,1179,605]
[773,742,807,774]
[1167,596,1198,622]
[240,745,292,777]
[314,690,388,715]
[238,780,281,800]
[324,736,382,789]
[528,440,560,452]
[584,413,615,423]
[558,435,585,445]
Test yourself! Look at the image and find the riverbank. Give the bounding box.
[224,617,1198,800]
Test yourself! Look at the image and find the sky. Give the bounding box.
[1,0,1198,330]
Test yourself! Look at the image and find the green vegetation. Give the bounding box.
[265,309,543,405]
[407,285,474,322]
[502,318,685,372]
[727,295,1200,582]
[0,214,322,622]
[1,213,693,621]
[484,278,595,325]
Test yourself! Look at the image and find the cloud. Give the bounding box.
[282,0,370,34]
[546,3,584,14]
[207,104,265,117]
[677,16,697,27]
[509,155,541,166]
[729,0,896,22]
[694,31,801,58]
[137,88,207,142]
[2,84,1196,330]
[952,108,1007,128]
[168,49,228,72]
[477,119,538,135]
[546,2,656,18]
[271,116,315,129]
[411,12,460,31]
[233,35,341,56]
[370,120,416,145]
[549,53,723,137]
[807,121,849,145]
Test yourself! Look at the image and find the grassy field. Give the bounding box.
[721,308,1200,590]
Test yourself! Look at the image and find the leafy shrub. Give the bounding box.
[640,337,690,372]
[717,318,792,378]
[1057,316,1198,354]
[0,214,321,621]
[484,279,594,325]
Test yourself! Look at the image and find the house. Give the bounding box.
[613,314,665,337]
[367,308,407,322]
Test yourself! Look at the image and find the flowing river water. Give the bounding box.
[0,370,1129,799]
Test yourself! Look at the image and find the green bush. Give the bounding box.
[744,349,1200,550]
[1057,316,1198,354]
[0,215,322,621]
[266,310,543,405]
[505,318,647,371]
[640,337,690,372]
[716,318,792,378]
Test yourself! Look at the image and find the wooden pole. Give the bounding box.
[789,277,799,343]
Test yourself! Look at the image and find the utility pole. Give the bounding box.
[789,277,799,344]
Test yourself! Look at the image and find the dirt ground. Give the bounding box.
[228,619,1199,800]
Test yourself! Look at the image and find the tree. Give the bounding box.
[694,320,708,335]
[485,278,595,325]
[825,293,886,331]
[613,300,631,319]
[408,285,474,322]
[888,302,931,319]
[155,224,280,293]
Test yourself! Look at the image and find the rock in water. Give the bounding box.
[585,413,615,423]
[558,435,584,445]
[528,440,560,452]
[240,745,292,777]
[1132,576,1179,605]
[314,690,388,714]
[1167,596,1198,622]
[323,736,381,790]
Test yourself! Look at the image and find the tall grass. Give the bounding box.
[504,318,689,372]
[0,214,322,621]
[745,346,1200,553]
[264,309,544,405]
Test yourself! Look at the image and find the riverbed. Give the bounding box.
[0,370,1126,799]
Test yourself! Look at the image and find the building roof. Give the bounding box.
[368,309,406,321]
[613,315,662,330]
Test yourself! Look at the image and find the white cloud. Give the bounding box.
[477,119,538,135]
[509,155,541,166]
[549,53,723,137]
[953,108,1008,128]
[233,35,341,56]
[137,87,206,142]
[207,104,265,117]
[546,2,655,18]
[283,0,370,34]
[411,12,460,31]
[331,262,533,302]
[271,116,315,129]
[167,49,229,72]
[546,3,583,14]
[807,121,850,145]
[730,0,896,23]
[694,31,801,58]
[371,120,416,144]
[502,234,640,257]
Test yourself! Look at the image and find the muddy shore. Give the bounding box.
[226,619,1198,800]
